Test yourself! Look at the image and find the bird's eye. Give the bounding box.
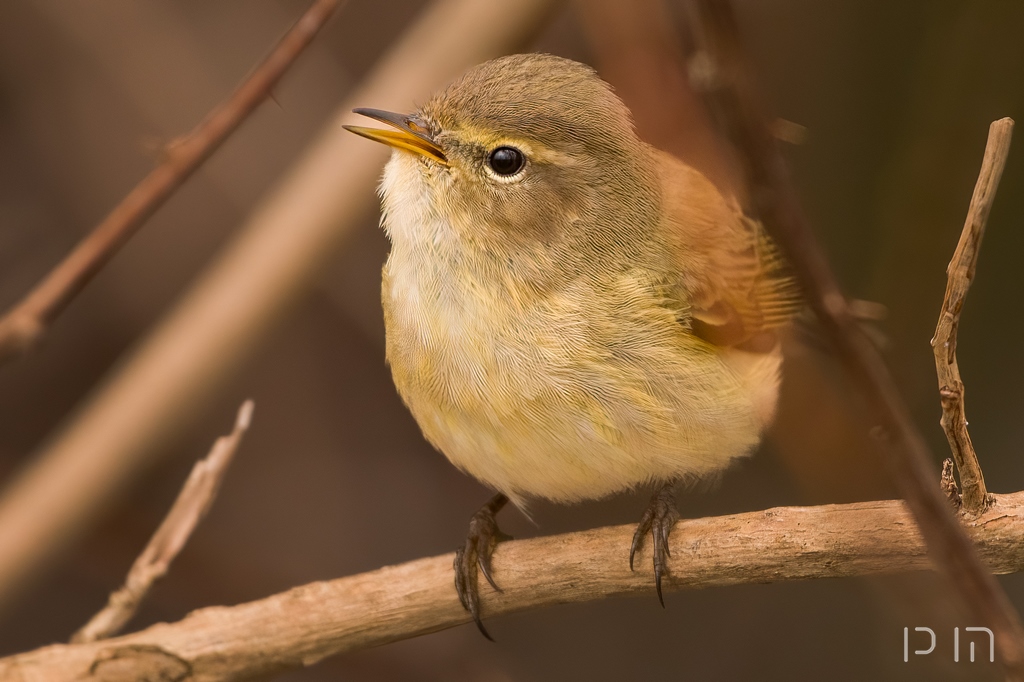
[487,146,525,176]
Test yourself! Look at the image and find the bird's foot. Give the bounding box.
[629,483,680,606]
[454,493,510,640]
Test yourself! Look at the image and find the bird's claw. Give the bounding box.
[629,484,680,606]
[454,493,510,640]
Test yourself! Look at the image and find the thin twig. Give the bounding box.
[682,0,1024,676]
[0,0,342,365]
[5,492,1024,680]
[70,400,254,644]
[931,118,1013,514]
[0,0,558,619]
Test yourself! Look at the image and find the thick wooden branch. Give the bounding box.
[931,118,1013,513]
[0,0,341,365]
[683,1,1024,675]
[71,401,253,644]
[5,492,1024,681]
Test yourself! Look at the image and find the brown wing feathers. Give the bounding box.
[656,150,801,350]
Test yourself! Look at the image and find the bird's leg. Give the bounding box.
[629,482,680,606]
[454,492,511,640]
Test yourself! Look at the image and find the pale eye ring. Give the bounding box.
[487,146,526,176]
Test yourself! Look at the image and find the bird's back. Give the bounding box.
[654,149,800,354]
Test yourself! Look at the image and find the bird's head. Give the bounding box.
[345,54,659,263]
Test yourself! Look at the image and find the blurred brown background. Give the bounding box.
[1,1,1024,679]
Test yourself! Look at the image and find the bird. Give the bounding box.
[344,53,799,638]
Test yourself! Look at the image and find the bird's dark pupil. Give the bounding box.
[488,146,524,176]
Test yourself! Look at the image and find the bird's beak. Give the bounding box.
[343,108,448,166]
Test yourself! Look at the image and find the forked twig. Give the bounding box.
[931,118,1013,514]
[0,0,342,365]
[71,401,254,644]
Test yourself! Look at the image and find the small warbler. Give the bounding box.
[345,53,799,637]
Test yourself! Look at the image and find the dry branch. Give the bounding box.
[5,492,1024,681]
[931,118,1014,513]
[0,0,558,618]
[71,401,254,644]
[0,0,342,365]
[683,0,1024,675]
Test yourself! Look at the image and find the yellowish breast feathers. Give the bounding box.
[368,54,797,506]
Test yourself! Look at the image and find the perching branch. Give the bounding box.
[5,492,1024,681]
[0,0,558,618]
[0,0,342,365]
[931,118,1013,514]
[71,401,254,644]
[682,1,1024,676]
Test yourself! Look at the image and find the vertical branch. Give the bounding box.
[931,118,1013,513]
[0,0,343,365]
[683,0,1024,676]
